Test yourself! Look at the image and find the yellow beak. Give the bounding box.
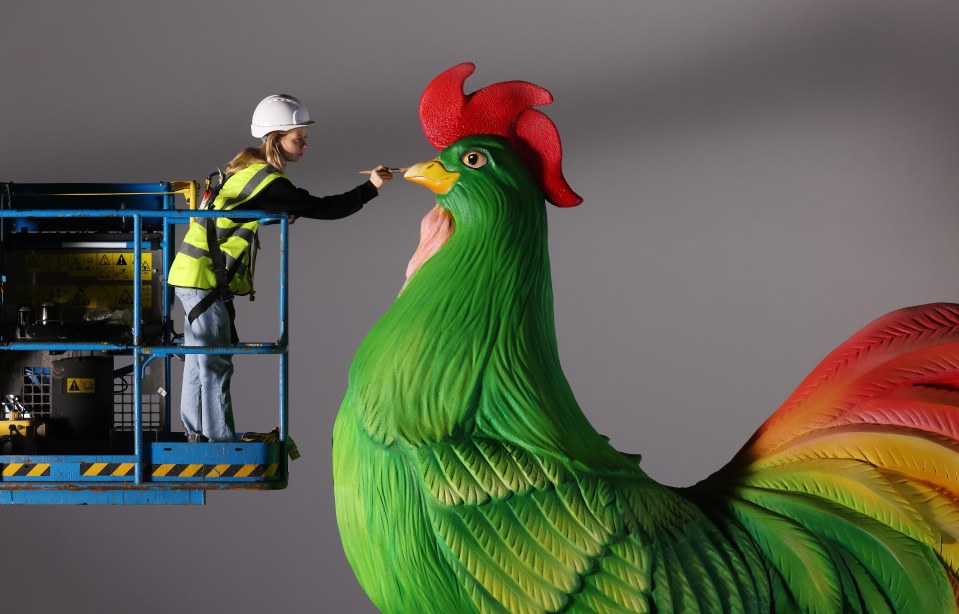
[404,159,460,194]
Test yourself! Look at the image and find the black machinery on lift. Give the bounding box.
[0,182,291,504]
[0,182,175,454]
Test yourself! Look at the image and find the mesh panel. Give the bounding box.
[113,370,163,429]
[20,367,51,417]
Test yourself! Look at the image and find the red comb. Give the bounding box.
[419,63,582,207]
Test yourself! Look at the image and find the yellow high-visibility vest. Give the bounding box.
[168,163,285,296]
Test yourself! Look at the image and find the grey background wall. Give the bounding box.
[4,2,959,612]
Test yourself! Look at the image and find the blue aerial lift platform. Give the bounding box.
[0,181,291,504]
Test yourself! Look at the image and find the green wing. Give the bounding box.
[414,436,768,613]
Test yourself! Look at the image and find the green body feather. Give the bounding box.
[333,136,959,613]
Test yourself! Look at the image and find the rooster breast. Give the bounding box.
[333,406,475,612]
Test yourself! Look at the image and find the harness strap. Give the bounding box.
[186,291,239,344]
[187,172,234,328]
[186,223,241,342]
[206,214,233,304]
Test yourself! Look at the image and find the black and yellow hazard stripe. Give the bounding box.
[152,463,279,478]
[79,462,279,478]
[81,463,136,477]
[2,463,51,477]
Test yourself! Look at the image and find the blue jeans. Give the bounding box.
[175,287,236,442]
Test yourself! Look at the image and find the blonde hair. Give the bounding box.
[225,131,288,175]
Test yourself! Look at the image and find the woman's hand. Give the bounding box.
[368,164,394,189]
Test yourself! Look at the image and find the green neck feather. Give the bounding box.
[344,139,634,471]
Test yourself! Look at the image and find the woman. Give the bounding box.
[168,94,394,442]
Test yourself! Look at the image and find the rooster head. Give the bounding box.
[410,62,581,208]
[404,63,580,280]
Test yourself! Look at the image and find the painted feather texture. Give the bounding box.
[333,65,959,613]
[693,304,959,613]
[390,305,959,613]
[333,170,959,614]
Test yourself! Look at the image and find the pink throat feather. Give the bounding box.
[406,205,454,280]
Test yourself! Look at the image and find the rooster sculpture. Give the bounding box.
[333,63,959,613]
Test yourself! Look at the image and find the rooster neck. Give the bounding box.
[343,191,566,445]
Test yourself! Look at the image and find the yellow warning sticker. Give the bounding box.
[97,253,152,281]
[67,253,98,278]
[67,378,95,393]
[25,254,69,274]
[19,251,150,279]
[71,287,92,306]
[28,285,153,309]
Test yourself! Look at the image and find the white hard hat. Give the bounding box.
[250,94,315,138]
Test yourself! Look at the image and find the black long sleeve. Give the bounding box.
[234,177,378,219]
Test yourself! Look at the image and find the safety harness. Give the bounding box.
[186,171,243,342]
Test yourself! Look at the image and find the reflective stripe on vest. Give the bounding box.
[168,164,285,294]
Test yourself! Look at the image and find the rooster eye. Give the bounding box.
[462,151,488,169]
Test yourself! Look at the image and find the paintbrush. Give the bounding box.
[358,167,408,174]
